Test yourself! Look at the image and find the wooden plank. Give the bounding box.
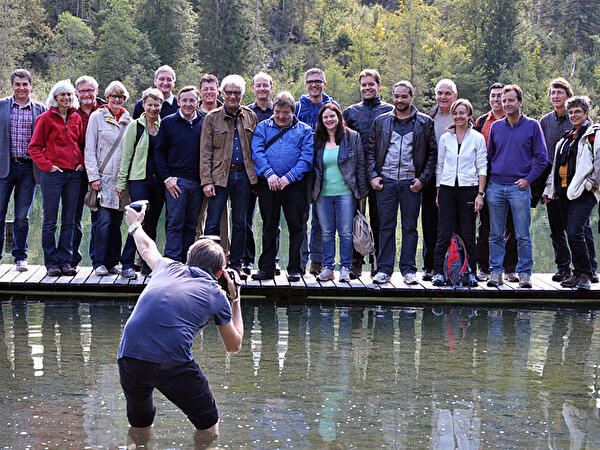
[331,271,352,291]
[534,273,563,291]
[379,272,399,291]
[0,266,21,283]
[114,274,132,286]
[10,265,44,284]
[347,271,364,290]
[98,273,120,285]
[27,266,50,284]
[358,272,380,291]
[0,264,14,278]
[302,273,320,289]
[54,270,77,284]
[84,270,103,285]
[71,266,93,285]
[245,273,261,288]
[40,270,60,284]
[128,273,147,286]
[288,273,306,290]
[260,277,276,288]
[274,272,290,288]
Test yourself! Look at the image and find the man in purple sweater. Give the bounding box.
[486,84,548,288]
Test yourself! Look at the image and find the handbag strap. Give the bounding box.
[264,117,298,151]
[99,122,128,175]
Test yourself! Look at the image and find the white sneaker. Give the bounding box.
[372,272,390,284]
[16,260,29,272]
[404,272,418,285]
[339,267,351,282]
[95,265,108,276]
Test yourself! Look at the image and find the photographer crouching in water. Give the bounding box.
[117,201,243,448]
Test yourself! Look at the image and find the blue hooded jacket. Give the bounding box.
[294,93,340,132]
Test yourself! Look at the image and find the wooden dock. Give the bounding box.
[0,263,599,304]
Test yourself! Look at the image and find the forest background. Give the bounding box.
[1,0,600,123]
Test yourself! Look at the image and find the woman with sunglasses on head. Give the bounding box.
[312,104,368,282]
[29,79,85,276]
[84,81,131,277]
[543,95,600,291]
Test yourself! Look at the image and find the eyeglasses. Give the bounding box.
[223,90,242,97]
[201,87,217,92]
[109,95,125,101]
[306,80,324,86]
[568,109,585,115]
[77,89,95,94]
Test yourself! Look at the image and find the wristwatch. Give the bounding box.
[128,222,142,235]
[478,191,486,198]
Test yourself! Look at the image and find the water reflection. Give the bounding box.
[1,300,600,448]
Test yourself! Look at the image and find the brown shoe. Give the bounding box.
[47,267,62,277]
[60,266,77,276]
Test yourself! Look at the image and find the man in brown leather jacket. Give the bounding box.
[200,74,258,272]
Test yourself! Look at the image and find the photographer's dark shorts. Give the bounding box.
[118,357,219,430]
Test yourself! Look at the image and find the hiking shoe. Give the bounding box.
[252,270,274,280]
[592,273,599,283]
[309,262,322,275]
[577,274,591,291]
[404,272,418,285]
[121,268,137,280]
[16,260,29,272]
[552,268,571,282]
[317,267,335,281]
[476,270,489,282]
[95,265,109,276]
[339,267,351,282]
[46,267,61,277]
[288,271,302,282]
[466,273,479,287]
[422,269,434,281]
[519,274,532,288]
[372,272,391,284]
[108,265,121,275]
[432,274,445,286]
[241,263,253,275]
[561,275,580,288]
[505,272,519,283]
[60,266,77,276]
[349,263,362,279]
[487,273,503,287]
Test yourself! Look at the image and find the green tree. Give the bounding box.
[49,12,95,81]
[94,0,158,94]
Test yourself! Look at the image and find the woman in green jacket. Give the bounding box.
[117,87,163,278]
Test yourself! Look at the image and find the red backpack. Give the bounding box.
[443,234,471,286]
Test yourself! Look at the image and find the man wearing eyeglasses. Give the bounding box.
[198,74,222,118]
[132,65,179,120]
[295,68,340,275]
[73,75,106,269]
[200,75,258,274]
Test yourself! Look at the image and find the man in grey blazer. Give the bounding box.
[0,69,46,271]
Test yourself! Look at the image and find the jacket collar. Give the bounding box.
[363,96,383,107]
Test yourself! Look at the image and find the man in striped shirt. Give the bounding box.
[0,69,46,272]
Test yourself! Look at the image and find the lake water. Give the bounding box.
[2,300,599,448]
[6,190,600,272]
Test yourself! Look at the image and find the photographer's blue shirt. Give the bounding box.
[118,257,232,364]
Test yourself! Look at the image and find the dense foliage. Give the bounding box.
[1,0,599,117]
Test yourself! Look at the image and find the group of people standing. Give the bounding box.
[1,66,598,290]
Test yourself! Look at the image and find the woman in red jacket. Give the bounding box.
[29,79,85,276]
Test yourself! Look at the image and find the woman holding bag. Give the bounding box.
[312,104,368,282]
[117,87,164,278]
[85,81,131,276]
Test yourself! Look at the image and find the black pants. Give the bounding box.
[433,186,478,274]
[352,187,380,269]
[558,189,597,277]
[477,199,517,273]
[421,179,438,271]
[546,198,571,271]
[257,178,306,273]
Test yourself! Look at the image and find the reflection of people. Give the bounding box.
[118,203,243,447]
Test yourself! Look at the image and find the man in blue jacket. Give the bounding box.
[0,69,46,272]
[295,68,340,275]
[252,91,314,282]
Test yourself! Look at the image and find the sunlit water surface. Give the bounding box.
[1,300,600,448]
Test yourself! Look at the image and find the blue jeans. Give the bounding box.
[94,205,124,269]
[164,178,203,262]
[72,171,96,267]
[205,171,251,267]
[121,176,165,270]
[40,170,81,268]
[486,182,533,275]
[316,194,356,269]
[376,178,422,276]
[0,160,36,262]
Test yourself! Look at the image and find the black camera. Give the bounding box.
[129,200,150,212]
